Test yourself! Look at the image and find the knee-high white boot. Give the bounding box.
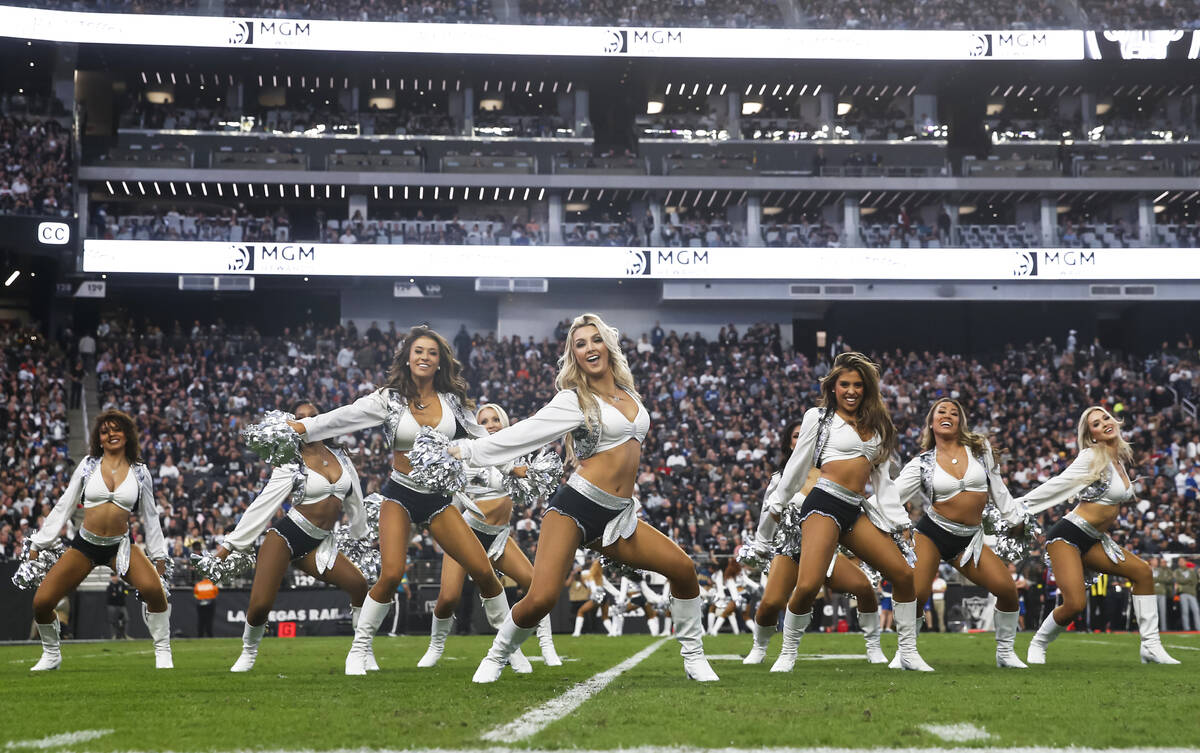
[351,605,380,671]
[662,616,672,635]
[708,615,725,636]
[146,609,173,669]
[537,615,562,666]
[572,615,585,637]
[473,614,536,683]
[30,619,61,672]
[859,610,887,664]
[672,595,719,681]
[890,600,933,672]
[230,622,266,672]
[770,608,811,673]
[647,616,660,636]
[482,593,532,674]
[1134,594,1180,664]
[346,594,389,675]
[417,615,455,668]
[602,617,614,635]
[611,612,624,637]
[994,609,1028,668]
[729,614,740,635]
[1026,610,1067,665]
[743,619,774,665]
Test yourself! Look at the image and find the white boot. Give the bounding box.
[572,615,584,637]
[473,614,536,683]
[859,610,888,664]
[709,615,724,636]
[346,595,388,675]
[612,613,624,637]
[418,615,455,668]
[647,616,660,636]
[891,600,933,672]
[1026,611,1066,665]
[707,611,718,633]
[230,622,266,672]
[146,609,173,669]
[602,617,614,635]
[31,620,61,672]
[743,619,774,665]
[1134,594,1180,664]
[351,605,380,671]
[672,595,719,681]
[729,615,740,635]
[770,608,811,673]
[994,609,1028,668]
[662,616,672,635]
[537,615,562,666]
[483,592,532,674]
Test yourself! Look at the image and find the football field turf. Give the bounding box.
[4,631,1197,752]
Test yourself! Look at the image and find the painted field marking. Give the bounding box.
[78,746,1200,753]
[480,637,669,742]
[920,723,993,742]
[8,650,151,665]
[525,656,580,663]
[4,729,114,749]
[1167,645,1200,651]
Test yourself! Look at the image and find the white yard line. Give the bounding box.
[708,653,865,661]
[480,638,669,743]
[920,724,993,742]
[1166,645,1200,651]
[4,730,114,749]
[8,650,151,665]
[68,746,1200,753]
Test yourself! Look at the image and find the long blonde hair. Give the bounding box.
[1076,405,1133,479]
[919,397,998,463]
[819,352,896,457]
[555,313,640,462]
[476,403,511,429]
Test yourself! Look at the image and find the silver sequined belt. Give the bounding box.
[567,474,633,511]
[465,514,509,536]
[813,478,867,507]
[79,527,126,546]
[285,507,331,540]
[925,507,985,567]
[389,468,435,495]
[1064,511,1126,564]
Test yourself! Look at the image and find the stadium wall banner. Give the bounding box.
[83,240,1200,281]
[0,6,1086,60]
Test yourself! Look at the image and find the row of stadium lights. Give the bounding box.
[659,83,922,99]
[101,180,548,202]
[139,72,573,94]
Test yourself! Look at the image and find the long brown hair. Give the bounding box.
[384,326,472,409]
[775,416,805,473]
[818,352,896,457]
[89,409,142,464]
[918,397,998,463]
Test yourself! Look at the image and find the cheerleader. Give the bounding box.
[743,418,886,668]
[287,326,510,675]
[1020,406,1178,665]
[26,410,172,670]
[418,403,561,669]
[449,313,719,682]
[619,573,661,635]
[765,353,928,671]
[217,401,372,672]
[572,557,615,636]
[894,398,1029,668]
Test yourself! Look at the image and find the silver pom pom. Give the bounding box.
[894,531,917,567]
[191,550,256,585]
[983,506,1042,563]
[735,542,772,572]
[158,557,175,596]
[844,547,883,589]
[408,426,467,495]
[242,411,301,466]
[336,493,383,583]
[502,450,563,506]
[12,540,66,590]
[774,505,804,560]
[600,555,641,583]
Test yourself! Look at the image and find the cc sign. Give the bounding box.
[37,222,70,245]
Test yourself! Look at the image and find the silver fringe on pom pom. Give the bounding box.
[336,493,382,582]
[191,550,256,585]
[408,427,467,495]
[983,505,1042,563]
[12,540,66,590]
[158,557,175,597]
[600,555,641,583]
[844,547,883,589]
[242,410,302,466]
[894,531,917,567]
[735,542,771,572]
[774,505,804,560]
[502,450,563,507]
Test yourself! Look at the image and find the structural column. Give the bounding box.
[747,195,764,247]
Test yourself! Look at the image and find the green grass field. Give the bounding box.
[4,631,1197,751]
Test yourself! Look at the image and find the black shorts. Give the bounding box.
[1045,517,1101,556]
[799,487,862,534]
[70,533,121,567]
[915,514,977,562]
[382,477,454,526]
[269,515,324,561]
[629,594,647,608]
[545,484,622,547]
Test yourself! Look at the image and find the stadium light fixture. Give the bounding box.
[374,186,379,199]
[837,101,853,116]
[248,184,255,197]
[404,186,408,199]
[341,185,346,198]
[105,181,114,195]
[813,84,821,95]
[706,84,713,95]
[185,183,192,196]
[200,183,207,196]
[647,100,664,115]
[719,83,727,95]
[434,186,440,200]
[666,84,672,95]
[742,101,763,115]
[524,188,530,201]
[390,186,395,199]
[1155,191,1170,202]
[216,184,223,197]
[744,84,752,95]
[692,84,700,96]
[566,82,573,93]
[419,186,424,200]
[169,182,176,196]
[494,187,501,200]
[137,181,146,195]
[538,188,545,201]
[310,185,316,198]
[4,271,19,287]
[786,84,794,95]
[231,184,238,197]
[538,81,544,92]
[294,185,300,198]
[509,188,515,200]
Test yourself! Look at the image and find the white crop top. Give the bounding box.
[1018,448,1134,514]
[456,389,648,468]
[930,452,988,502]
[392,394,457,451]
[301,465,352,504]
[83,469,139,511]
[819,414,883,465]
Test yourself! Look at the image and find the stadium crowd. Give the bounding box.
[0,116,73,218]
